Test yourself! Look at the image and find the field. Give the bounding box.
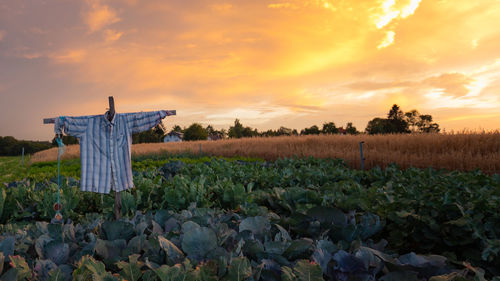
[0,156,30,184]
[0,153,499,280]
[30,132,500,174]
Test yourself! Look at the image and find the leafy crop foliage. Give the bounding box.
[0,157,499,279]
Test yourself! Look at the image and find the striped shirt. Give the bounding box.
[54,110,168,193]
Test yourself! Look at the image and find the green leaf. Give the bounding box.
[158,236,185,264]
[239,216,271,236]
[182,226,217,261]
[274,224,292,242]
[151,264,184,281]
[9,255,31,280]
[102,221,135,241]
[0,188,5,218]
[225,257,252,281]
[379,271,419,281]
[283,239,313,260]
[47,223,63,240]
[360,246,400,265]
[293,260,324,281]
[0,236,15,261]
[429,273,461,281]
[281,266,297,281]
[44,241,70,265]
[182,221,201,234]
[0,268,19,281]
[47,269,66,281]
[199,260,219,281]
[34,259,58,280]
[265,241,288,255]
[95,239,126,262]
[120,191,137,217]
[116,254,143,281]
[73,255,118,281]
[306,206,347,226]
[311,248,331,274]
[0,252,4,274]
[125,235,147,257]
[358,213,384,239]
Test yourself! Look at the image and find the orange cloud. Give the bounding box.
[84,0,120,32]
[268,3,298,9]
[104,29,123,42]
[50,49,87,64]
[378,31,395,49]
[424,73,474,97]
[211,3,233,12]
[372,0,422,29]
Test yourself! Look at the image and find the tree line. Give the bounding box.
[166,104,439,141]
[166,119,361,141]
[0,136,53,156]
[365,104,440,134]
[0,104,440,155]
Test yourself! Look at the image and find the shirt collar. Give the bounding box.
[103,111,116,126]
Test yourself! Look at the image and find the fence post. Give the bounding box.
[199,143,202,155]
[21,147,24,167]
[359,141,365,170]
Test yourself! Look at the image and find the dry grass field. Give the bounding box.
[30,132,500,174]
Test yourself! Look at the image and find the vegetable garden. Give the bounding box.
[0,156,499,280]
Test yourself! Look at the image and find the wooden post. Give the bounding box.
[114,191,122,220]
[359,141,365,170]
[108,96,122,220]
[108,96,115,121]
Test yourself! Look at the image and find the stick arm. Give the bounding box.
[43,110,176,124]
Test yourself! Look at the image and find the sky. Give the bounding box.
[1,0,499,141]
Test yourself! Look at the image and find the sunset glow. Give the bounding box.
[1,0,499,140]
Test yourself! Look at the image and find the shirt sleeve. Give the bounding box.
[125,110,167,134]
[54,116,90,137]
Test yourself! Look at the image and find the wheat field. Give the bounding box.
[30,132,500,174]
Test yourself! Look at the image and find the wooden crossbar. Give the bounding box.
[43,110,176,124]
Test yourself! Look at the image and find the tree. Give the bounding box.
[365,118,391,134]
[404,109,420,132]
[387,104,410,133]
[228,119,244,138]
[171,125,183,133]
[322,122,339,134]
[183,123,208,141]
[301,125,320,135]
[0,136,52,156]
[366,104,439,134]
[404,110,440,133]
[132,124,165,144]
[219,128,228,139]
[277,126,293,136]
[228,119,257,138]
[0,136,19,155]
[388,104,404,120]
[206,125,215,136]
[417,114,440,133]
[345,122,359,135]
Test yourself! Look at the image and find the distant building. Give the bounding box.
[208,133,223,141]
[338,127,346,135]
[164,132,183,142]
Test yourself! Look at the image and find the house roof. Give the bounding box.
[167,131,183,137]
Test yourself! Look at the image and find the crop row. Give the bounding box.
[1,157,499,279]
